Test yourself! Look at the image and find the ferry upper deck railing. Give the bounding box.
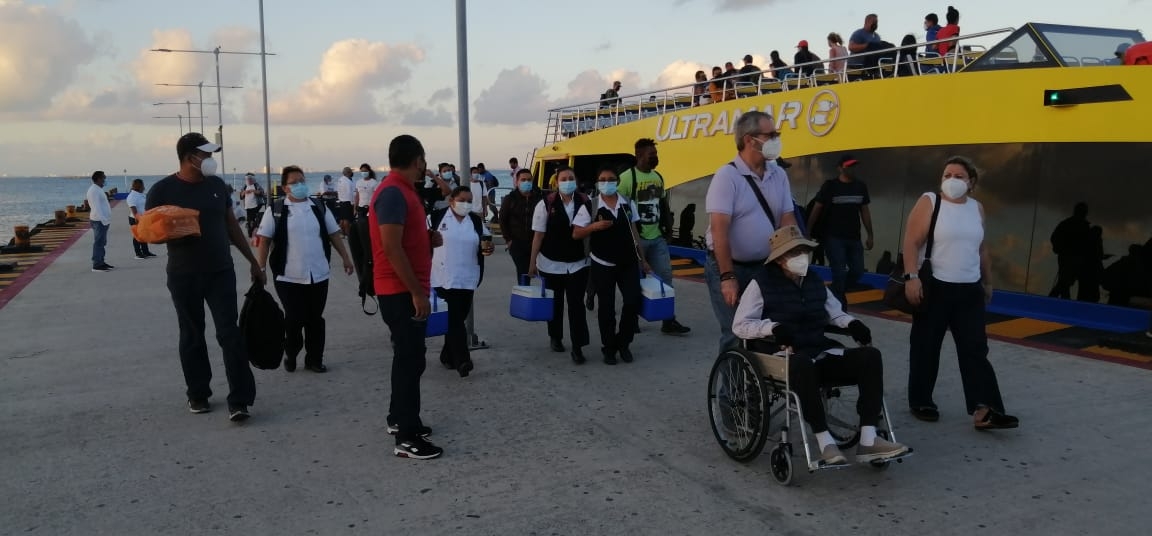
[542,27,1015,146]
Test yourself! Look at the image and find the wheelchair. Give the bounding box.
[706,332,910,485]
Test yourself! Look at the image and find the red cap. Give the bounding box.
[797,40,809,48]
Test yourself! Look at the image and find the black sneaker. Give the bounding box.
[661,319,691,335]
[550,338,566,352]
[394,437,443,460]
[92,264,112,272]
[619,347,634,363]
[143,252,158,258]
[602,348,618,365]
[188,399,211,414]
[228,406,250,422]
[387,423,432,438]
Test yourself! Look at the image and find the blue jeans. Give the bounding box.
[704,255,764,354]
[824,237,865,311]
[90,221,109,267]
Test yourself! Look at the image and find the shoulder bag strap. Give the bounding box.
[925,193,943,260]
[728,162,778,229]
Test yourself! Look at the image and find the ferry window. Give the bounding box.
[1036,26,1143,66]
[965,27,1058,71]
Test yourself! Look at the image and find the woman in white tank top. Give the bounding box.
[900,156,1019,431]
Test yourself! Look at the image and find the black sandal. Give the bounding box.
[974,407,1019,430]
[910,406,940,422]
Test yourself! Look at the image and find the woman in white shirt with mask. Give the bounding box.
[430,186,494,377]
[901,156,1018,431]
[256,166,354,374]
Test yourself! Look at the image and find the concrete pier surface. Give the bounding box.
[3,202,1151,535]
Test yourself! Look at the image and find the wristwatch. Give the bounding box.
[902,273,918,281]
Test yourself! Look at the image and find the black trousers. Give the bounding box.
[542,268,590,349]
[908,279,1005,414]
[508,239,532,281]
[245,208,261,236]
[435,287,474,369]
[337,201,354,224]
[378,292,428,442]
[274,279,330,366]
[590,262,641,351]
[166,269,256,407]
[128,217,152,256]
[790,347,884,433]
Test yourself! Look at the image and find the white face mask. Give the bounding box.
[760,137,782,161]
[451,202,472,216]
[199,156,218,176]
[941,177,969,199]
[359,171,369,180]
[784,253,810,276]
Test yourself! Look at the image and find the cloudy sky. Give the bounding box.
[0,0,1148,176]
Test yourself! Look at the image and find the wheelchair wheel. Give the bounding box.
[708,350,770,462]
[823,386,861,448]
[769,444,793,485]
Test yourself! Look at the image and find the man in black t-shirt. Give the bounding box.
[807,155,874,311]
[146,132,265,422]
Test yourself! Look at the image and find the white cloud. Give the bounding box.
[473,66,555,126]
[0,0,97,112]
[652,60,710,90]
[401,107,455,127]
[263,39,426,125]
[428,87,455,104]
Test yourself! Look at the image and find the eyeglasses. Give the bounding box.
[748,131,782,141]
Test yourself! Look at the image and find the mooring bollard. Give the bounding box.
[54,211,67,226]
[14,226,31,248]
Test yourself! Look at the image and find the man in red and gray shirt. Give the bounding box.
[369,134,443,460]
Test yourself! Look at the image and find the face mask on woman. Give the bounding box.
[451,201,472,217]
[518,181,533,193]
[598,181,618,196]
[558,181,577,195]
[288,183,309,199]
[941,177,969,199]
[358,171,369,180]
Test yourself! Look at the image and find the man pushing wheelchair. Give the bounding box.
[732,225,911,466]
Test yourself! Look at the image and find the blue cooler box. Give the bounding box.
[425,292,449,337]
[639,276,675,321]
[510,276,554,321]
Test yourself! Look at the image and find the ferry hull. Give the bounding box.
[534,65,1152,306]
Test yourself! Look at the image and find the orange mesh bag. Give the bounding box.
[132,205,201,244]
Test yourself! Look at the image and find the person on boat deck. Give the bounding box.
[848,14,896,75]
[924,12,942,55]
[500,168,542,280]
[429,186,494,377]
[529,166,592,363]
[256,165,355,374]
[600,80,622,108]
[935,6,961,56]
[901,155,1019,431]
[793,41,822,77]
[1108,42,1131,65]
[704,110,798,354]
[573,166,651,365]
[733,225,910,466]
[738,54,761,83]
[708,66,733,102]
[692,70,710,105]
[827,33,849,74]
[768,51,792,79]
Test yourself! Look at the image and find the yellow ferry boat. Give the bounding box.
[527,22,1151,319]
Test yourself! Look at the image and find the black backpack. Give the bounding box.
[347,216,377,315]
[429,207,487,286]
[239,283,285,370]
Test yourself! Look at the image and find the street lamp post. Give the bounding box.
[151,43,275,194]
[156,82,243,135]
[454,0,487,351]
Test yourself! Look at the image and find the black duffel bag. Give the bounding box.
[239,283,285,370]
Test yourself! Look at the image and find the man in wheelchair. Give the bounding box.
[733,226,910,465]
